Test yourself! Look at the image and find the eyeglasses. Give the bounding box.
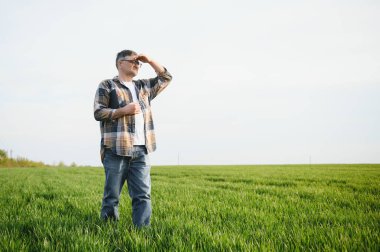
[120,59,142,67]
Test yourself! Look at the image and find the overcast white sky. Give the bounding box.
[1,0,379,166]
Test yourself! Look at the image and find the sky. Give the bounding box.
[0,0,379,166]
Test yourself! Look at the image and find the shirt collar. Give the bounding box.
[113,76,134,84]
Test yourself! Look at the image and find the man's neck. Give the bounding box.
[118,72,134,82]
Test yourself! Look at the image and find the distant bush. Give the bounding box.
[57,161,66,167]
[0,149,7,160]
[0,149,49,168]
[0,149,83,168]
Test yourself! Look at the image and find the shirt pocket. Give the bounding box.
[115,86,131,107]
[109,89,120,109]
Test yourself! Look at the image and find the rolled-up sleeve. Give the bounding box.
[94,82,115,121]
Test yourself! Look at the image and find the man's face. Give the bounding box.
[118,55,141,76]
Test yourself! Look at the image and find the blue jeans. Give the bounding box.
[100,146,151,227]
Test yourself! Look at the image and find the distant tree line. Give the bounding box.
[0,149,78,168]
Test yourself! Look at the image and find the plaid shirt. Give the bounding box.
[94,69,172,162]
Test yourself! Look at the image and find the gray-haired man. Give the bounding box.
[94,50,172,227]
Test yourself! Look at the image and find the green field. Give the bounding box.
[0,164,379,251]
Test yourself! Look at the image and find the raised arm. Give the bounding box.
[135,54,173,100]
[136,54,165,75]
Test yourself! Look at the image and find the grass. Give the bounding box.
[0,164,379,251]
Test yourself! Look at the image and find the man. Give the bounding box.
[93,50,172,227]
